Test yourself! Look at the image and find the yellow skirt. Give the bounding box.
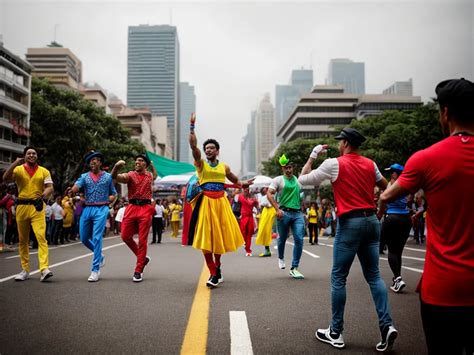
[256,206,276,246]
[192,195,244,254]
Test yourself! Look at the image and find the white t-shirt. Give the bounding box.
[115,206,125,222]
[52,202,64,220]
[298,158,383,186]
[259,195,272,208]
[154,204,165,218]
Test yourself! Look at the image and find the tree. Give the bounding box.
[30,78,145,191]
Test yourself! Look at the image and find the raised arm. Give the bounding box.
[189,131,202,166]
[2,157,24,183]
[111,160,129,184]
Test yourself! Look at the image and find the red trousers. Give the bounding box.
[121,204,154,273]
[239,215,255,253]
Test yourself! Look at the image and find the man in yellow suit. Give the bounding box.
[3,146,54,281]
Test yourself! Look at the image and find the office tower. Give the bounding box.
[255,94,275,173]
[328,58,365,94]
[383,78,413,96]
[128,25,180,158]
[179,82,195,163]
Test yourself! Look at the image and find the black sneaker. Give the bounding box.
[133,272,143,282]
[216,267,224,284]
[206,275,219,288]
[315,327,345,349]
[376,325,398,352]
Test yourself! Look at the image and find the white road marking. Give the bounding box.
[380,258,424,273]
[0,242,125,283]
[230,311,253,355]
[287,241,320,258]
[4,236,121,260]
[404,247,426,253]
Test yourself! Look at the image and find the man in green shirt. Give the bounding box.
[267,155,305,279]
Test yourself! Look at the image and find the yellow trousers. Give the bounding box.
[16,204,49,272]
[171,221,180,238]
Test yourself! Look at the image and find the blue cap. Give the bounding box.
[384,163,404,172]
[84,151,104,164]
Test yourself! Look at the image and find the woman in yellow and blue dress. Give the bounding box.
[188,115,252,288]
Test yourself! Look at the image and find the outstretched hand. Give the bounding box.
[309,144,329,159]
[241,177,255,187]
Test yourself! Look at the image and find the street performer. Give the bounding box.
[111,154,157,282]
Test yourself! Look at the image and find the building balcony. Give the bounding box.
[0,95,29,115]
[0,138,25,154]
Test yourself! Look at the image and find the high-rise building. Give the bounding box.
[26,45,82,90]
[255,94,275,173]
[241,111,257,176]
[0,43,32,169]
[328,58,365,94]
[275,69,313,128]
[277,85,422,142]
[127,25,180,158]
[383,78,413,96]
[179,82,195,163]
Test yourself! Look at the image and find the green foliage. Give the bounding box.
[30,78,145,191]
[261,103,443,202]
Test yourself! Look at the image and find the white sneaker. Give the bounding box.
[15,270,29,281]
[40,268,53,282]
[88,271,100,282]
[316,327,345,349]
[278,258,286,269]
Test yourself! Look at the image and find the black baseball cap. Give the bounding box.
[135,153,151,166]
[335,128,366,147]
[435,78,474,108]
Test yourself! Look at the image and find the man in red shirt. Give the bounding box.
[238,187,259,256]
[299,129,397,352]
[380,78,474,354]
[112,154,157,282]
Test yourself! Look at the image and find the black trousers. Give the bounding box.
[421,300,474,355]
[382,214,412,278]
[308,223,318,244]
[152,217,163,243]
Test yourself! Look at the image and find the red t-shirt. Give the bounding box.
[238,194,258,218]
[127,171,153,200]
[397,135,474,306]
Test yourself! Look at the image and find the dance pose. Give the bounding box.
[111,154,157,282]
[3,146,54,282]
[188,114,251,288]
[71,151,117,282]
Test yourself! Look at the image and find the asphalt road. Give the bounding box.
[0,230,428,354]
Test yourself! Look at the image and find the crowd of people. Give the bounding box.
[0,78,472,354]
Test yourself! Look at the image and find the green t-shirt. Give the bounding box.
[270,175,301,210]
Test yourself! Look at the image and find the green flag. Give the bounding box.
[146,151,196,177]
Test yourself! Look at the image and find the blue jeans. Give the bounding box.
[276,211,305,268]
[330,214,392,334]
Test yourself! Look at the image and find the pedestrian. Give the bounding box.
[267,154,305,279]
[380,78,474,355]
[238,186,259,256]
[412,192,425,244]
[51,194,64,245]
[307,202,319,245]
[61,189,74,243]
[0,184,17,246]
[169,198,182,238]
[299,130,397,351]
[111,154,157,282]
[255,187,276,257]
[152,199,165,244]
[70,151,117,282]
[2,146,54,282]
[114,201,127,236]
[187,115,250,288]
[377,163,412,293]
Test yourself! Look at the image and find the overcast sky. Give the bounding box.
[1,0,472,173]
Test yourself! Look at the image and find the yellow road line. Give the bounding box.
[181,263,211,355]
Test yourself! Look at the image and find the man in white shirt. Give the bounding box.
[152,199,165,244]
[51,195,64,245]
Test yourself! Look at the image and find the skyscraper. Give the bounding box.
[179,82,196,163]
[127,25,180,158]
[275,69,313,128]
[383,78,413,96]
[241,111,257,176]
[328,58,365,94]
[255,94,275,173]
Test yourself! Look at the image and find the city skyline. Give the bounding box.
[1,1,472,172]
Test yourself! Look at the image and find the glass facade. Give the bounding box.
[328,59,365,94]
[178,82,195,163]
[128,25,180,158]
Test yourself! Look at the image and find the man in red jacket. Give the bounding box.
[380,78,474,355]
[299,129,396,352]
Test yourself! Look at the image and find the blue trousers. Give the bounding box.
[80,205,108,272]
[276,211,305,268]
[330,214,392,333]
